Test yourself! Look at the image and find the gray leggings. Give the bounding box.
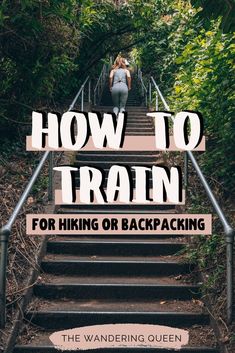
[111,82,128,115]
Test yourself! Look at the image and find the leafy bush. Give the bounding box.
[170,21,235,193]
[133,2,235,194]
[0,0,81,123]
[0,0,169,126]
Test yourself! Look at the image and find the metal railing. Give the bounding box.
[0,75,91,328]
[69,76,90,112]
[137,68,148,106]
[139,70,234,323]
[94,63,109,106]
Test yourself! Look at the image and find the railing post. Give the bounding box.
[155,92,159,111]
[141,78,144,96]
[88,80,91,104]
[149,82,152,107]
[226,228,234,324]
[0,226,10,328]
[94,90,96,106]
[81,86,84,111]
[48,151,53,201]
[184,152,188,189]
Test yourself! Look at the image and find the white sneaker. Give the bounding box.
[113,107,119,115]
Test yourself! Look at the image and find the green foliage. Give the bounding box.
[0,0,168,125]
[133,1,235,194]
[132,1,200,85]
[186,233,225,269]
[184,192,226,294]
[31,173,48,196]
[191,0,235,32]
[170,21,235,193]
[75,0,169,77]
[0,0,81,123]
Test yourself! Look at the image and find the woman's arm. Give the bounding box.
[126,69,131,90]
[109,70,114,91]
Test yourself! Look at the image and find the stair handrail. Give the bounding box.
[94,63,108,105]
[149,74,234,324]
[0,75,90,328]
[69,75,90,111]
[137,68,148,106]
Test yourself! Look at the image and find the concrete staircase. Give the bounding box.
[13,76,220,352]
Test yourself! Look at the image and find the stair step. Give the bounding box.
[125,126,153,130]
[77,151,157,155]
[125,126,153,129]
[57,207,176,214]
[100,116,150,120]
[125,121,152,124]
[126,124,152,128]
[39,274,192,284]
[29,298,202,312]
[97,107,148,111]
[47,240,185,256]
[74,166,163,174]
[41,255,191,276]
[97,110,148,113]
[73,161,162,167]
[125,132,155,135]
[125,121,152,125]
[58,204,176,211]
[126,113,150,116]
[75,155,158,162]
[34,282,200,300]
[126,118,151,122]
[14,347,220,353]
[126,121,152,124]
[48,235,187,241]
[98,115,149,118]
[25,311,209,330]
[125,119,152,123]
[126,125,152,128]
[97,110,148,114]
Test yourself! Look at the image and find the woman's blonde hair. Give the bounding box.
[112,56,126,69]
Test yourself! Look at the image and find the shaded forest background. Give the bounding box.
[0,0,234,193]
